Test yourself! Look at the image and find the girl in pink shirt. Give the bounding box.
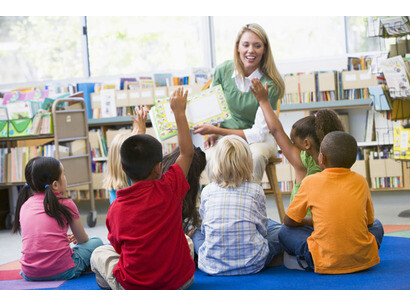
[12,156,103,281]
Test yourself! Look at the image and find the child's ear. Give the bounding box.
[152,162,162,178]
[51,180,59,191]
[304,138,311,150]
[318,152,326,169]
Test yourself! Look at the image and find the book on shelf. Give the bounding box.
[153,73,172,87]
[364,109,376,142]
[380,16,410,36]
[368,86,392,111]
[380,56,410,98]
[149,85,231,141]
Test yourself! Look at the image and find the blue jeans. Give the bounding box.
[191,219,283,266]
[21,237,103,281]
[278,219,384,272]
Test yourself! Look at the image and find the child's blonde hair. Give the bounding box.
[210,135,253,188]
[103,132,131,190]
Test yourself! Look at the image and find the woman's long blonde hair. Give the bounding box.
[210,135,253,188]
[103,132,131,190]
[233,23,285,99]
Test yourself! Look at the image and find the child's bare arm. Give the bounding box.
[170,87,194,177]
[284,215,313,227]
[250,78,307,181]
[129,105,149,135]
[69,218,89,244]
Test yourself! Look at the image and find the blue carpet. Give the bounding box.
[189,236,410,290]
[51,236,409,290]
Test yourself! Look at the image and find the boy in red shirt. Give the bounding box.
[91,87,195,289]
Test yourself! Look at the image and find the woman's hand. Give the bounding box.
[193,124,218,136]
[204,134,219,149]
[250,78,269,104]
[129,105,149,135]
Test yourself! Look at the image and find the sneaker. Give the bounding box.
[95,271,111,290]
[283,252,307,271]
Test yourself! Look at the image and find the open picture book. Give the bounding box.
[149,84,231,141]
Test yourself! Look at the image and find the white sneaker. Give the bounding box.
[283,252,307,271]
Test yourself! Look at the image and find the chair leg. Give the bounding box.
[265,163,286,223]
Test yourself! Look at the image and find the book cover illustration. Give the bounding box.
[150,85,230,141]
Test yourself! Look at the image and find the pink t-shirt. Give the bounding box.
[19,193,80,278]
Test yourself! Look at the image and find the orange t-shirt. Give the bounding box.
[286,168,380,274]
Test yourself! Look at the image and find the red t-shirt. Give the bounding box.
[107,164,195,289]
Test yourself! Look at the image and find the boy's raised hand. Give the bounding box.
[250,78,269,104]
[170,87,188,115]
[170,87,193,177]
[129,105,149,135]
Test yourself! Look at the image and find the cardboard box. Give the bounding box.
[0,120,8,137]
[351,160,367,178]
[92,172,104,189]
[276,164,294,182]
[318,72,337,92]
[106,129,131,148]
[342,70,378,90]
[153,86,168,99]
[8,118,33,137]
[115,90,129,107]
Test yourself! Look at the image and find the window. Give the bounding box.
[345,16,390,53]
[213,16,346,65]
[87,16,206,77]
[0,16,83,84]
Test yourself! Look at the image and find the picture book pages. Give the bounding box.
[149,85,231,141]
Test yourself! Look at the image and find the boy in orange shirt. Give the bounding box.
[278,131,384,274]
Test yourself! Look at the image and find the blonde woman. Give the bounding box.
[193,23,285,184]
[191,135,283,276]
[103,106,148,204]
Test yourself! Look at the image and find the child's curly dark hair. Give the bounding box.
[162,146,206,233]
[292,109,345,151]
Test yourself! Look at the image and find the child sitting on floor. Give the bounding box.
[90,87,195,290]
[162,146,206,237]
[103,105,149,204]
[250,78,344,216]
[278,131,384,274]
[192,135,283,276]
[12,156,103,281]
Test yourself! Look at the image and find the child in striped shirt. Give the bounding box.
[192,135,283,275]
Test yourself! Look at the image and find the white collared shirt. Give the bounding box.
[225,69,270,144]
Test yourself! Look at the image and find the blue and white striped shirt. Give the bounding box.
[198,182,269,275]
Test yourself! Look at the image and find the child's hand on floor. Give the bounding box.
[250,78,269,104]
[67,233,77,245]
[129,105,149,135]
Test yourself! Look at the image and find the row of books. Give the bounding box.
[281,65,379,105]
[0,145,60,183]
[89,129,108,159]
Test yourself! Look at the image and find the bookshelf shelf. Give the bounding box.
[0,134,54,142]
[280,99,373,112]
[88,116,133,127]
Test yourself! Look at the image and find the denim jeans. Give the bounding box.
[278,218,385,272]
[191,218,283,266]
[21,237,104,281]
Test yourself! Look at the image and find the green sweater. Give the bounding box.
[213,60,279,129]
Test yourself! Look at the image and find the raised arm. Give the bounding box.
[170,87,194,177]
[129,105,149,135]
[250,78,307,182]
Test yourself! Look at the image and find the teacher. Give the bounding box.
[193,23,285,183]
